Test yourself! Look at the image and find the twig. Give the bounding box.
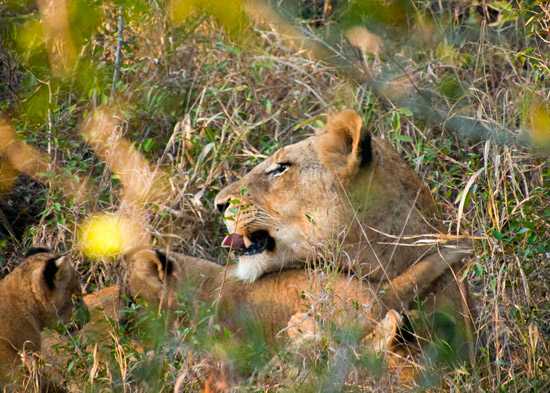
[111,8,124,98]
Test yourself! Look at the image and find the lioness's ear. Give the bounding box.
[43,255,73,290]
[318,110,372,179]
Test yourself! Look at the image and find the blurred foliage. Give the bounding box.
[0,0,549,391]
[1,0,548,144]
[169,0,249,39]
[338,0,413,32]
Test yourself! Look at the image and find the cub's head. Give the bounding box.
[123,248,223,314]
[18,248,84,327]
[215,110,373,282]
[124,248,179,311]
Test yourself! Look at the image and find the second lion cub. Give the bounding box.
[0,249,85,388]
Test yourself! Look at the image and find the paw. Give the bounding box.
[286,312,321,344]
[364,309,403,353]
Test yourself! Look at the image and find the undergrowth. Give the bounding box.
[0,1,548,392]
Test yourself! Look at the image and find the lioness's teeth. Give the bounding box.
[243,235,253,248]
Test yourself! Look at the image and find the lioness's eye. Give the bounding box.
[265,162,291,177]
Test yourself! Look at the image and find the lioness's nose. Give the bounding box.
[215,184,238,213]
[214,189,231,213]
[216,200,229,213]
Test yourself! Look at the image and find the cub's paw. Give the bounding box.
[363,309,403,353]
[285,312,321,345]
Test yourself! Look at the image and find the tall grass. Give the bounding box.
[0,1,548,392]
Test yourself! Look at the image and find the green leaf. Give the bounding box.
[492,229,504,240]
[438,74,464,102]
[398,107,413,117]
[395,134,413,143]
[141,138,155,153]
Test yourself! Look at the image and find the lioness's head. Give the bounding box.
[215,109,440,282]
[215,110,377,282]
[14,249,84,327]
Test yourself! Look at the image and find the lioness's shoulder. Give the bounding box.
[370,136,437,210]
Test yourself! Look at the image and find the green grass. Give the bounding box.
[1,1,549,392]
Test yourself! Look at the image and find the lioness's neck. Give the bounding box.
[343,138,442,280]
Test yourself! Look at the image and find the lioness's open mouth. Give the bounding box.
[223,230,275,256]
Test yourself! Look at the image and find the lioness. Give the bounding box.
[214,109,469,283]
[213,109,475,362]
[0,248,84,387]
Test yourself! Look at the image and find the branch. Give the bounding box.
[246,1,525,146]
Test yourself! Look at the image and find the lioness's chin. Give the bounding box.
[233,256,267,282]
[233,254,288,283]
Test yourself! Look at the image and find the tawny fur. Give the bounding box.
[40,247,466,388]
[0,252,82,386]
[40,285,120,391]
[123,248,471,387]
[123,247,467,343]
[215,109,457,282]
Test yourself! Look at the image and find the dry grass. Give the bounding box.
[0,1,548,392]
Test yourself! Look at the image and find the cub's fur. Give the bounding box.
[0,250,83,386]
[124,247,467,343]
[40,286,119,391]
[41,247,465,388]
[214,109,470,283]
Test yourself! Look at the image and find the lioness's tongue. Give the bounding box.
[222,233,246,250]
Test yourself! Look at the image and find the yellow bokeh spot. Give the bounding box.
[529,102,550,148]
[168,0,248,39]
[79,214,128,259]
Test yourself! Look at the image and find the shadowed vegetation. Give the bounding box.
[0,0,548,392]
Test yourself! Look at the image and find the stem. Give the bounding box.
[111,8,124,98]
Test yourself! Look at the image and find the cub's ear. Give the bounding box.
[43,255,73,290]
[154,250,174,279]
[317,109,372,179]
[25,247,52,258]
[127,249,174,293]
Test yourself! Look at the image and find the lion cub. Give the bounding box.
[124,247,468,342]
[38,247,463,388]
[0,248,84,386]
